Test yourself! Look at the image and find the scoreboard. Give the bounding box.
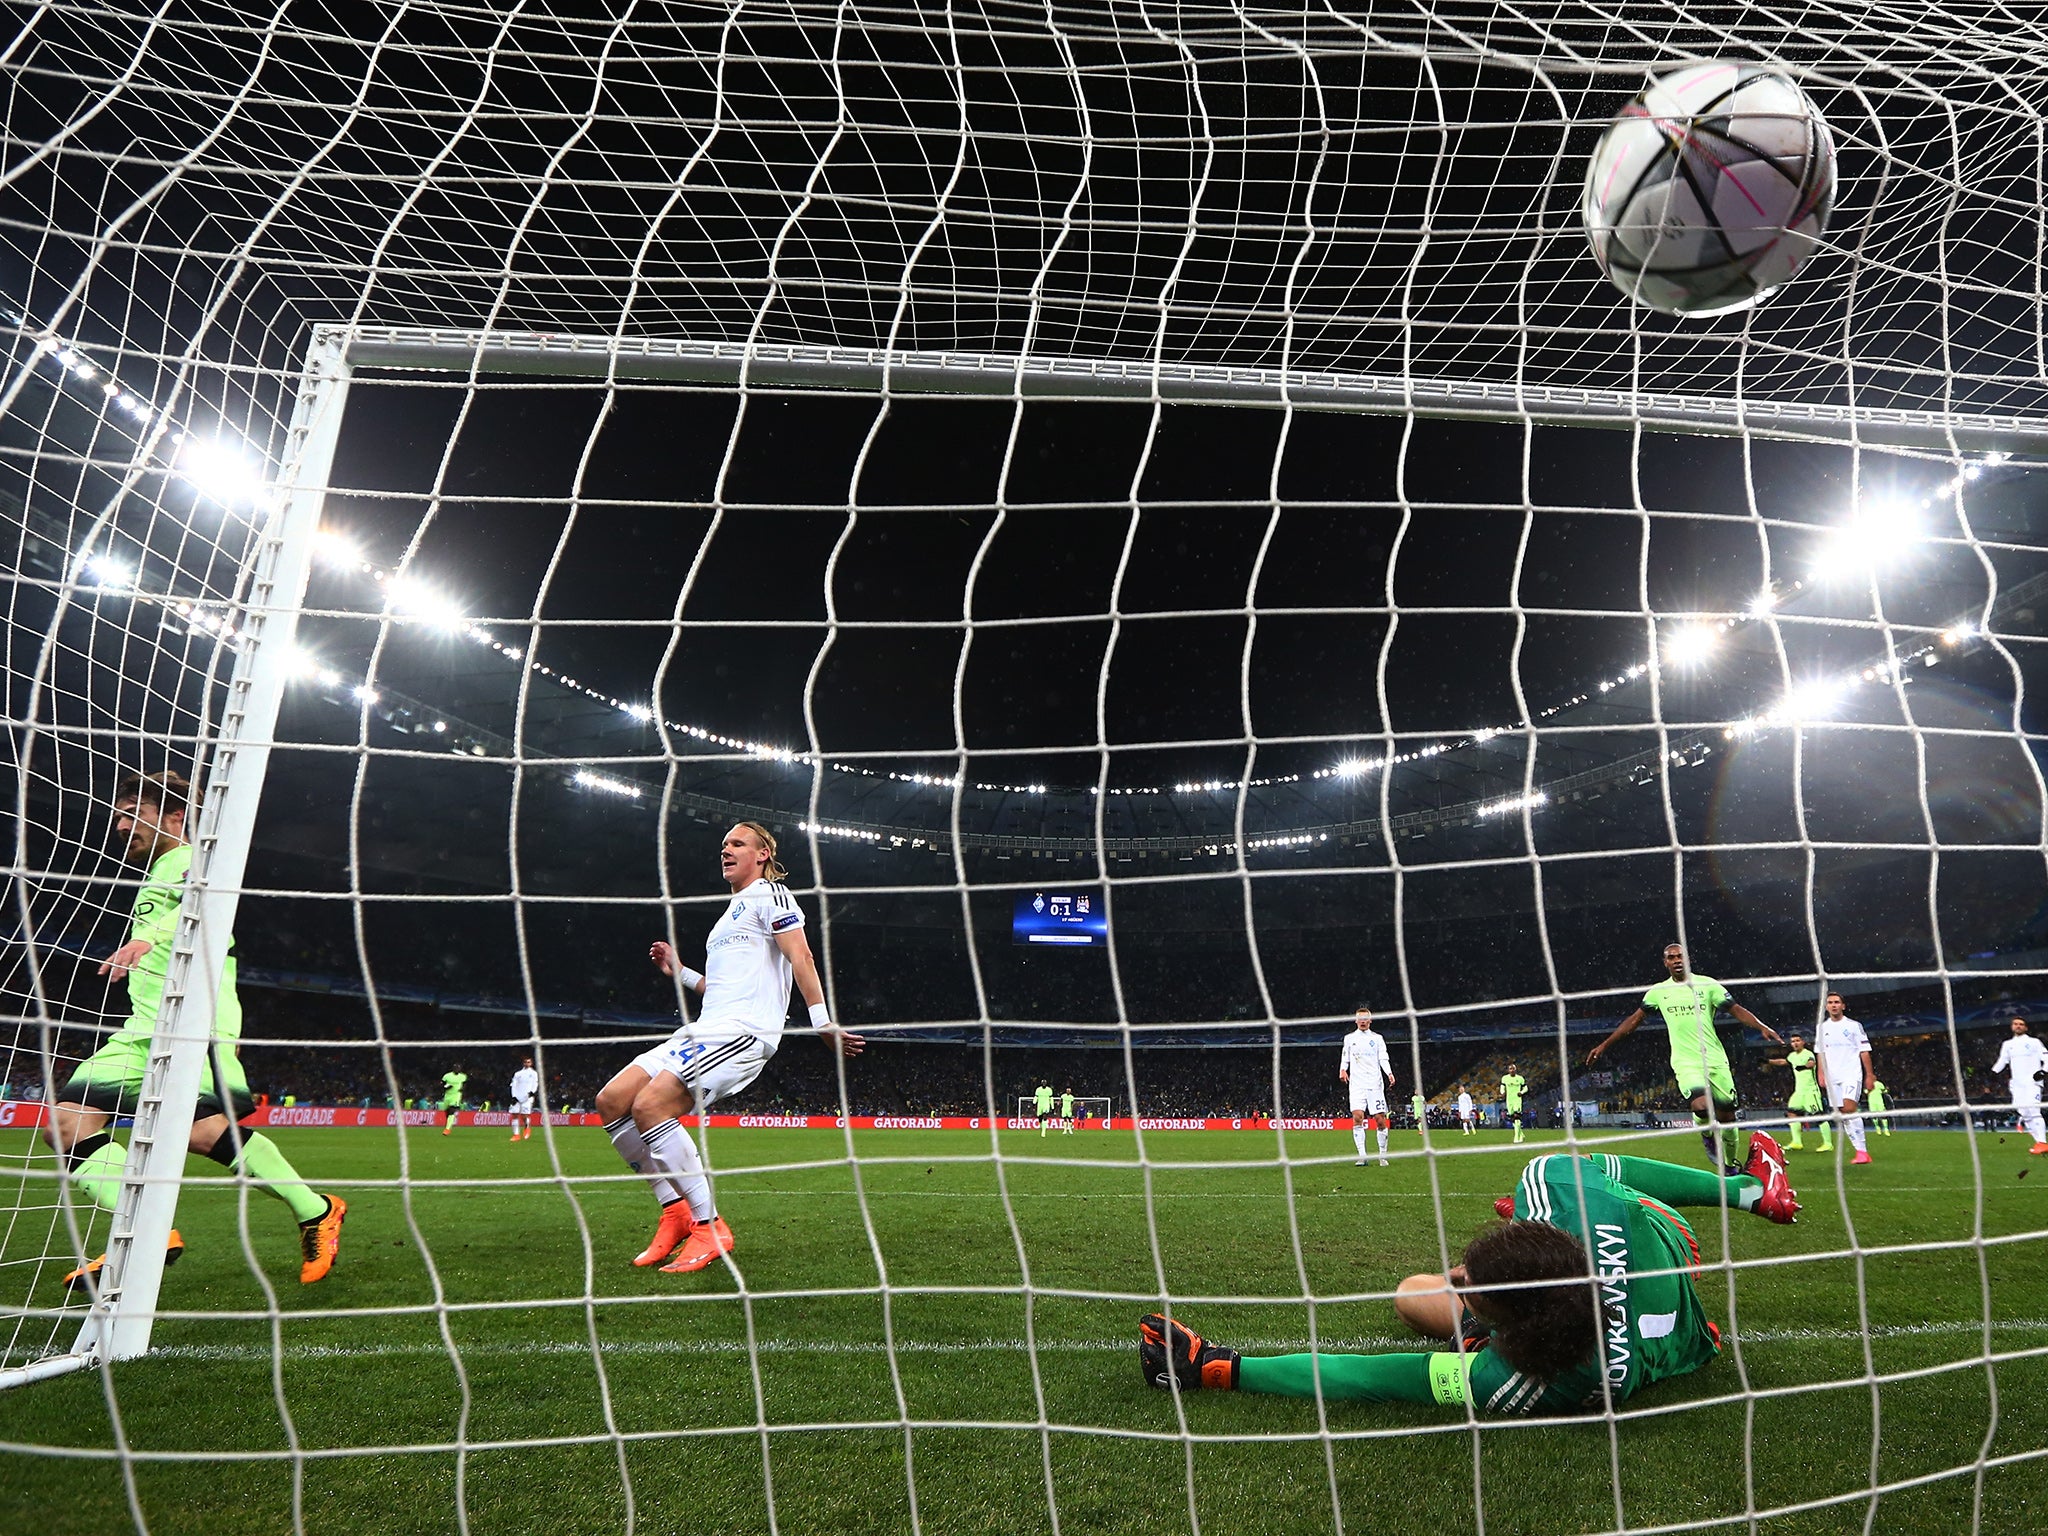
[1013,890,1108,947]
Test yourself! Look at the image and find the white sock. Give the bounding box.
[1353,1125,1368,1157]
[1376,1127,1389,1156]
[605,1115,682,1206]
[641,1118,715,1220]
[1846,1114,1867,1152]
[2024,1109,2047,1144]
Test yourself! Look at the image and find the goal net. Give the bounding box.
[2,3,2045,1533]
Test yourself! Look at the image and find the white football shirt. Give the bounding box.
[1993,1035,2048,1103]
[1816,1015,1871,1094]
[510,1066,539,1103]
[697,878,804,1043]
[1340,1030,1392,1087]
[1457,1091,1474,1117]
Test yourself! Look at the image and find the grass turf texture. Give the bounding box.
[1,1125,2043,1535]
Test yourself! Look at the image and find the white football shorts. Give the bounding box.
[631,1025,772,1109]
[511,1096,535,1115]
[1820,1054,1865,1104]
[1349,1088,1388,1117]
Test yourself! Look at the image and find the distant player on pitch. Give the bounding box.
[1765,1034,1829,1152]
[1866,1079,1892,1136]
[1456,1086,1476,1135]
[1411,1091,1429,1140]
[1587,943,1784,1174]
[439,1066,467,1136]
[1991,1017,2048,1154]
[1500,1064,1528,1145]
[1339,1007,1396,1166]
[1035,1082,1055,1136]
[509,1056,539,1141]
[46,770,344,1288]
[1815,991,1875,1165]
[1060,1088,1076,1135]
[595,822,863,1273]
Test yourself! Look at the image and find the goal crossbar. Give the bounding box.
[334,325,2048,458]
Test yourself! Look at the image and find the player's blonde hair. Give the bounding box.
[735,820,788,882]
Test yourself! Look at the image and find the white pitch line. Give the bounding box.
[77,1317,2048,1368]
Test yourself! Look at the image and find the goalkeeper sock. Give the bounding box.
[640,1118,715,1221]
[66,1133,126,1213]
[606,1116,683,1206]
[227,1133,330,1224]
[1603,1154,1763,1213]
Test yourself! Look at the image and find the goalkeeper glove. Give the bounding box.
[1139,1313,1239,1392]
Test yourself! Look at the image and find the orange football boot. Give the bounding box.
[633,1202,694,1267]
[299,1196,346,1284]
[658,1217,735,1273]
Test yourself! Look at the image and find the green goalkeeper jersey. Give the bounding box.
[1501,1073,1527,1112]
[118,844,241,1043]
[1641,974,1734,1075]
[1236,1154,1721,1415]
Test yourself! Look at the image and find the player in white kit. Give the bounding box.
[1456,1087,1475,1135]
[508,1056,539,1141]
[1815,992,1875,1165]
[1338,1007,1396,1166]
[1991,1017,2048,1154]
[594,822,864,1273]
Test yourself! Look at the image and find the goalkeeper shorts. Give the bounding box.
[58,1031,255,1122]
[631,1026,770,1110]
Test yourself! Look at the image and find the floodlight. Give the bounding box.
[312,528,361,567]
[1746,589,1777,618]
[176,435,270,508]
[1661,622,1719,668]
[82,554,133,590]
[385,574,466,631]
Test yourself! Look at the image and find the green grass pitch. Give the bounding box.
[2,1124,2043,1535]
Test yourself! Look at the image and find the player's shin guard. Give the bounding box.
[640,1118,715,1221]
[606,1115,683,1206]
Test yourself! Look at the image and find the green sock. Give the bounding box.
[71,1140,127,1213]
[1818,1124,1833,1148]
[1605,1154,1762,1213]
[232,1133,328,1223]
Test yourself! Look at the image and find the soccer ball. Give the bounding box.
[1583,61,1836,317]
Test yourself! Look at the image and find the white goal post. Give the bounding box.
[0,331,343,1390]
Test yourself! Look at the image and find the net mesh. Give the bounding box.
[2,3,2046,1532]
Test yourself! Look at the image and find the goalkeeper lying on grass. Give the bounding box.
[1141,1136,1799,1415]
